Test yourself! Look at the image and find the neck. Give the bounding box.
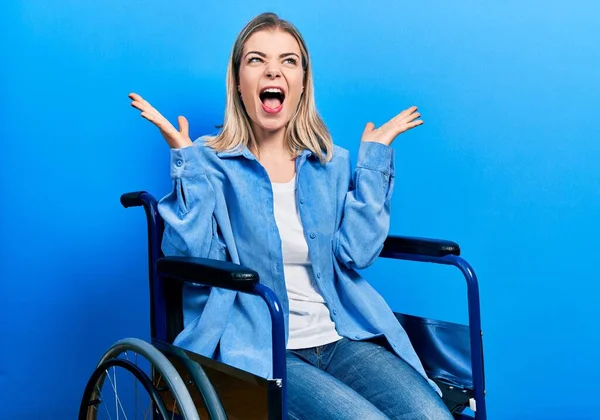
[251,125,290,160]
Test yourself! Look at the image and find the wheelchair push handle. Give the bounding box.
[120,191,151,208]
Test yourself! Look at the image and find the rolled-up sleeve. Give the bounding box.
[333,141,395,269]
[158,144,217,258]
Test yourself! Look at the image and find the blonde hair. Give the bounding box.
[206,12,333,163]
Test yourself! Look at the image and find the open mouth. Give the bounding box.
[259,87,285,112]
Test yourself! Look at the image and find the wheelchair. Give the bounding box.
[79,191,487,420]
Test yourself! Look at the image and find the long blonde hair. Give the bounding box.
[206,13,333,163]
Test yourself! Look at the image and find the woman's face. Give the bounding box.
[238,29,304,135]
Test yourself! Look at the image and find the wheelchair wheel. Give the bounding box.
[79,337,200,420]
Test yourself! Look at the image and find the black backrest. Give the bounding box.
[144,197,184,343]
[122,191,185,343]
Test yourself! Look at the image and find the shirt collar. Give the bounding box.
[216,146,315,161]
[299,149,313,159]
[216,146,256,160]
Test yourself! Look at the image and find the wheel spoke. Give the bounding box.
[144,368,156,420]
[125,352,147,418]
[143,402,152,420]
[105,367,130,420]
[93,403,112,420]
[113,367,119,420]
[96,382,113,420]
[134,353,138,420]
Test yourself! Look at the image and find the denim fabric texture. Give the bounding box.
[287,338,453,419]
[157,137,439,394]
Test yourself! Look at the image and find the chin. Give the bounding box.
[257,119,288,133]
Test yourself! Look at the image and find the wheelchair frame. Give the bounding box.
[83,190,487,419]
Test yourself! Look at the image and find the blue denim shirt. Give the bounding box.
[157,137,438,393]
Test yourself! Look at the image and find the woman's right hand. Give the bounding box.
[129,93,193,149]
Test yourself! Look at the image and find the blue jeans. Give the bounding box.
[286,337,453,419]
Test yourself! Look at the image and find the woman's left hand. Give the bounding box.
[361,106,423,146]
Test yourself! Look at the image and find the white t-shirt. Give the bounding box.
[271,175,343,349]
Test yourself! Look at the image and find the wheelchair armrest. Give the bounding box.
[381,235,461,258]
[157,256,259,293]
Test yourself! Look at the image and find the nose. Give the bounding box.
[265,66,282,79]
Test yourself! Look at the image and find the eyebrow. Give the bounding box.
[244,51,301,59]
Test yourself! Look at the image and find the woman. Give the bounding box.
[129,12,453,420]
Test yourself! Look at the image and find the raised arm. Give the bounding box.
[129,93,216,258]
[333,106,423,269]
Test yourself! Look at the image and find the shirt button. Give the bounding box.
[299,198,304,204]
[309,232,316,239]
[175,159,183,167]
[354,335,360,340]
[332,309,337,315]
[316,272,321,279]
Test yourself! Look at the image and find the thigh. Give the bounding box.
[326,338,453,420]
[286,352,388,420]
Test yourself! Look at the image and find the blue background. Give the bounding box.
[2,1,599,418]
